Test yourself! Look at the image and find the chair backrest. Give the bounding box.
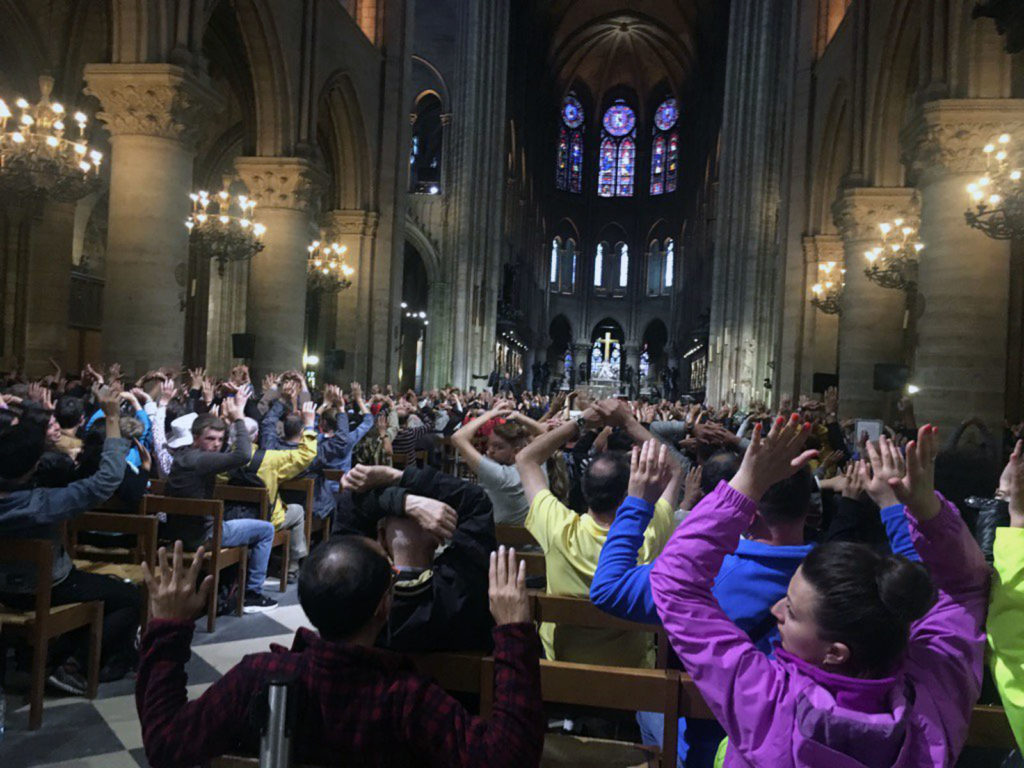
[68,511,158,566]
[213,484,269,520]
[142,495,225,550]
[391,452,414,469]
[280,476,315,511]
[148,478,167,494]
[0,539,54,618]
[495,524,539,548]
[322,469,344,483]
[966,704,1016,749]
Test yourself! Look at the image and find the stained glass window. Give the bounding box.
[647,240,661,296]
[639,345,650,378]
[664,238,675,288]
[598,100,637,198]
[651,98,680,196]
[410,94,442,193]
[618,242,629,288]
[594,242,604,287]
[550,238,560,285]
[557,95,584,193]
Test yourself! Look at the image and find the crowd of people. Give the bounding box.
[2,360,1024,767]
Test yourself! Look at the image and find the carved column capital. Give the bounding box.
[321,208,381,239]
[83,63,220,149]
[831,187,917,243]
[900,99,1024,183]
[234,156,328,212]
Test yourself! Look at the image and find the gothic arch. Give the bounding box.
[317,72,373,211]
[411,55,451,109]
[404,216,442,285]
[866,0,919,185]
[0,1,58,92]
[810,81,851,233]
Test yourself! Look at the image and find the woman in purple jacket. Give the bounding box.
[650,417,990,768]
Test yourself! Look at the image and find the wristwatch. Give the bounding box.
[573,414,589,435]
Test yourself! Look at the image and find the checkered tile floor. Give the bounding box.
[0,581,312,768]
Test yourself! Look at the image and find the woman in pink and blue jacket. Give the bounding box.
[650,418,990,768]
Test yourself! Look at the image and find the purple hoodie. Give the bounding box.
[650,481,990,768]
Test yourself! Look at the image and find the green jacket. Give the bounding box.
[988,526,1024,750]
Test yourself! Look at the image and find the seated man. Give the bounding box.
[136,539,544,768]
[163,393,277,613]
[515,401,680,668]
[336,462,496,651]
[0,392,140,692]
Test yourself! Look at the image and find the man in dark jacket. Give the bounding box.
[336,463,496,652]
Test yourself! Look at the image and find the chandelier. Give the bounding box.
[965,133,1024,240]
[0,75,102,201]
[185,189,266,274]
[307,239,354,293]
[864,218,922,291]
[810,261,845,315]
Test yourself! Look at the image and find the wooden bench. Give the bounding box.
[213,485,290,592]
[495,524,540,548]
[142,495,247,632]
[280,476,328,551]
[0,539,102,729]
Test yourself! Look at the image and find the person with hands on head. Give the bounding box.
[0,388,140,692]
[649,420,990,768]
[986,439,1024,752]
[335,460,498,652]
[134,539,544,768]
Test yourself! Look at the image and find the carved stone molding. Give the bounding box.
[832,187,917,243]
[801,234,844,265]
[900,99,1024,183]
[321,208,380,239]
[83,63,220,149]
[234,157,327,212]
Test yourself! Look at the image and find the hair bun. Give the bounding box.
[875,556,936,624]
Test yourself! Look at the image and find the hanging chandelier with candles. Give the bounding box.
[307,239,354,293]
[864,218,922,291]
[185,189,266,273]
[965,133,1024,240]
[0,75,102,200]
[810,261,845,315]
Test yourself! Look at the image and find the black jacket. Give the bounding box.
[333,465,496,653]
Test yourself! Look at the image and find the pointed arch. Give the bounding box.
[317,71,373,211]
[810,81,851,233]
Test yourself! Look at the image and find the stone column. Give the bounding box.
[800,236,842,392]
[832,188,916,420]
[901,99,1024,434]
[24,201,76,375]
[322,209,380,384]
[84,64,219,376]
[235,157,326,377]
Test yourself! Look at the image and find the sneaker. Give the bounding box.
[243,591,278,613]
[286,570,299,585]
[46,660,88,696]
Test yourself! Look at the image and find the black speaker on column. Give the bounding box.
[232,333,256,360]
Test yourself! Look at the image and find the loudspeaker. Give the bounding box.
[232,333,255,359]
[812,373,839,393]
[873,363,908,392]
[325,349,346,371]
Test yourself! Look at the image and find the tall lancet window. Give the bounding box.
[598,100,636,198]
[650,98,679,195]
[555,95,584,193]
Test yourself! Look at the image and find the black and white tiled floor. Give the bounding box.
[0,581,311,768]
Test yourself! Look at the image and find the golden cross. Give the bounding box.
[600,331,616,360]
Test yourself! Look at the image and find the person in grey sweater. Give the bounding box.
[0,392,140,694]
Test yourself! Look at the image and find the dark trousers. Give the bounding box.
[0,568,141,667]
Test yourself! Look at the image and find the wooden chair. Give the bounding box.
[213,485,289,593]
[323,469,343,483]
[67,510,158,628]
[148,478,167,495]
[520,550,547,579]
[142,495,247,632]
[391,451,415,470]
[966,703,1016,749]
[280,476,326,551]
[495,524,540,548]
[0,539,102,729]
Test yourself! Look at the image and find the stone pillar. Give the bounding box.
[901,99,1024,434]
[831,188,916,420]
[84,63,219,376]
[800,236,841,393]
[24,201,76,375]
[322,209,380,384]
[235,157,326,377]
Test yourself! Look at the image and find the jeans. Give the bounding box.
[636,711,726,768]
[0,568,141,668]
[222,518,274,594]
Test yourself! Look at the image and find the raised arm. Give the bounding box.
[450,407,510,474]
[514,418,580,505]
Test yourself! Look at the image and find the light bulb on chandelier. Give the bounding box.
[809,261,845,315]
[306,238,355,293]
[966,133,1024,240]
[863,217,921,292]
[185,187,266,274]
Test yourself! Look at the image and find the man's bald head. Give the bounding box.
[298,536,394,640]
[581,452,630,515]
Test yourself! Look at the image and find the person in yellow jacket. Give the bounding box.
[989,439,1024,751]
[221,401,319,583]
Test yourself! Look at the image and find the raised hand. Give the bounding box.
[680,464,704,511]
[202,379,215,406]
[301,400,316,427]
[188,368,205,391]
[134,439,153,473]
[627,439,675,506]
[262,372,278,393]
[858,435,904,509]
[842,461,867,501]
[404,495,458,542]
[97,386,121,417]
[489,546,530,626]
[341,464,403,493]
[141,541,214,622]
[157,379,176,406]
[1001,440,1023,528]
[887,424,940,521]
[730,414,818,501]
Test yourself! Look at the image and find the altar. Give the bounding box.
[586,331,625,399]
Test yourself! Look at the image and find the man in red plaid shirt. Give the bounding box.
[136,538,544,768]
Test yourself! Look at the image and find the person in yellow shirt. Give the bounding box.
[515,399,681,668]
[222,402,319,583]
